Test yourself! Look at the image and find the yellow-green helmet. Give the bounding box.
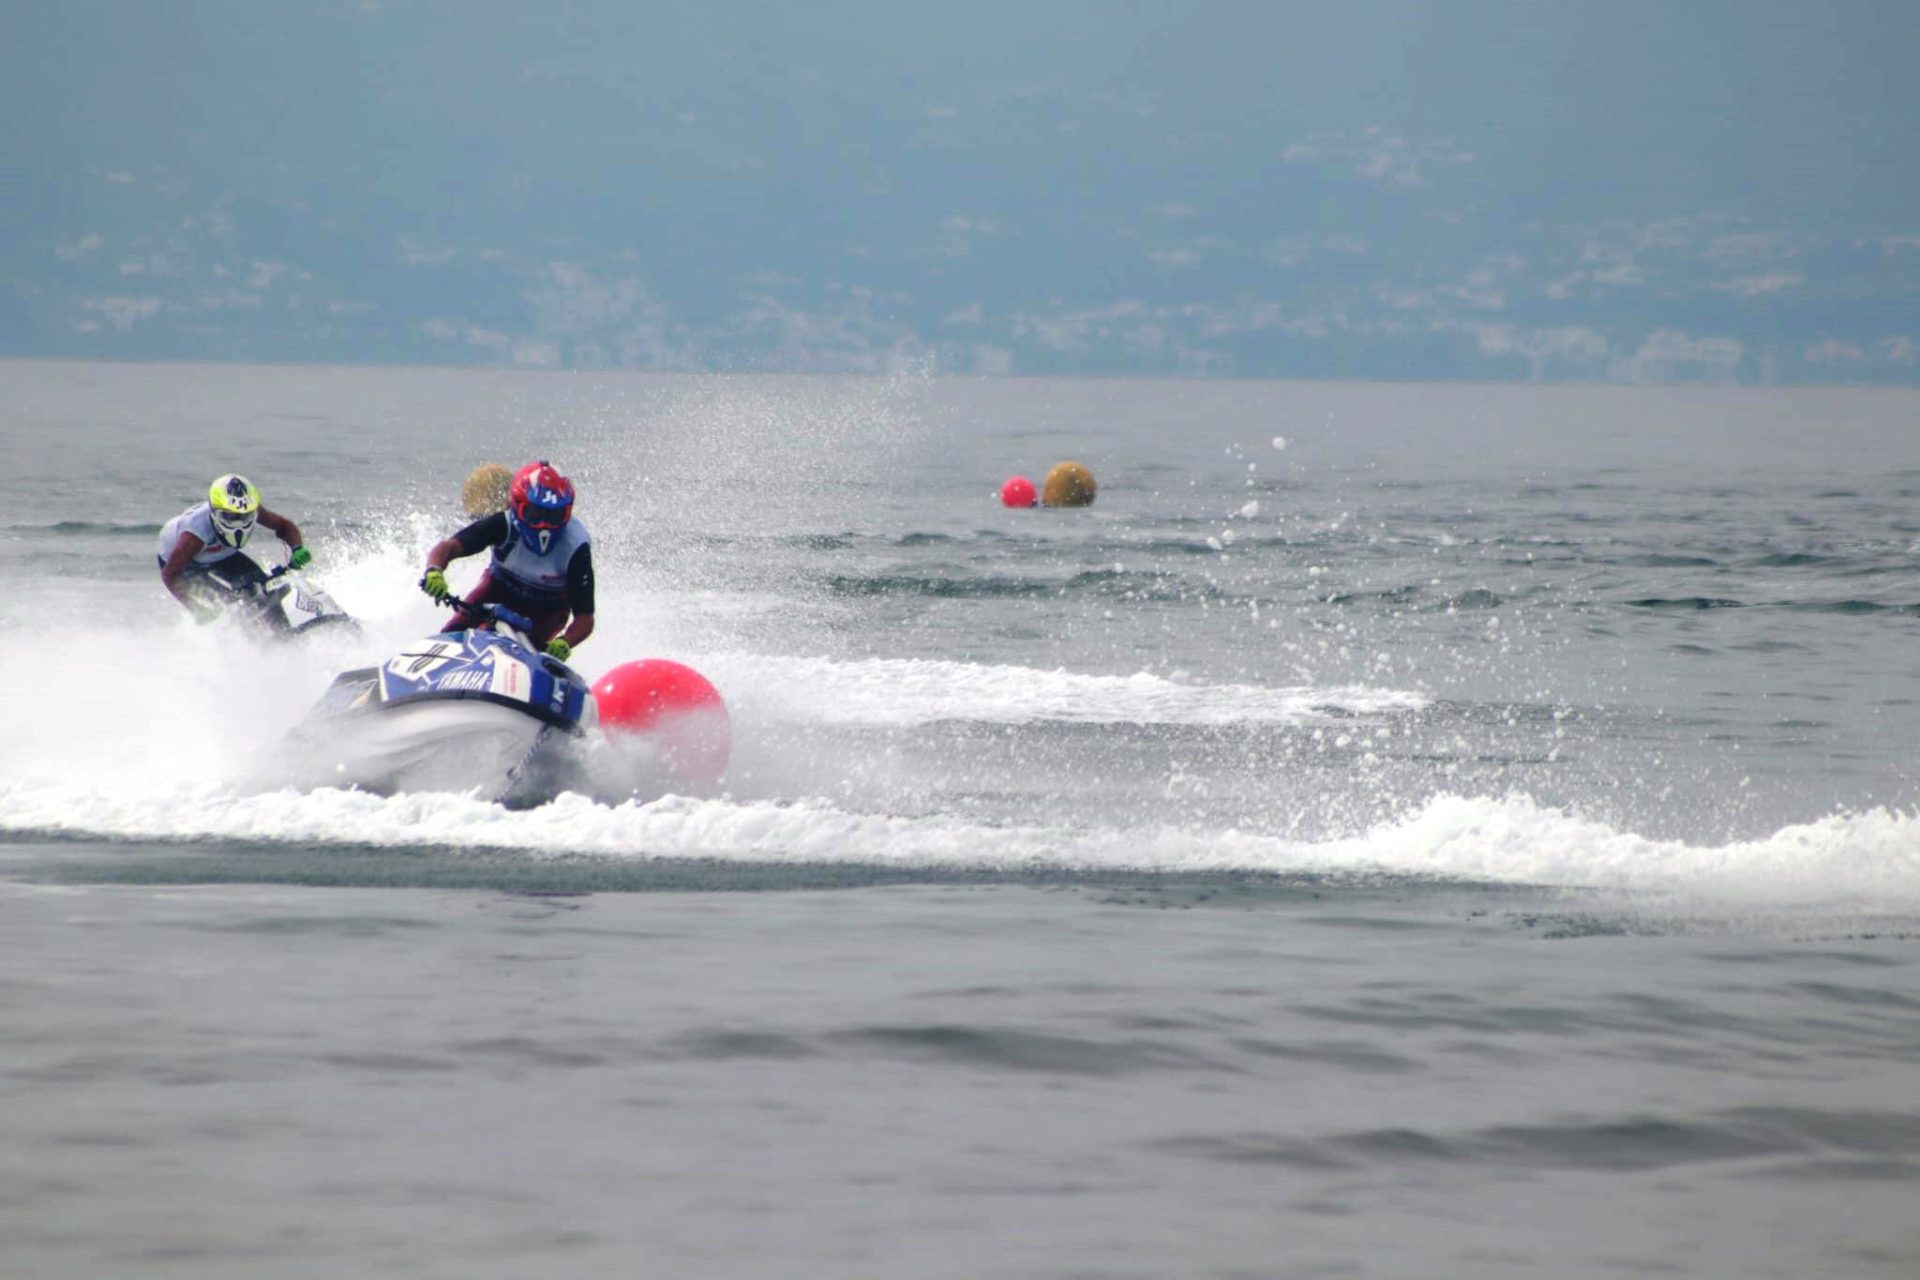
[208,474,261,549]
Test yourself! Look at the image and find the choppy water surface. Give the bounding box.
[3,362,1918,1277]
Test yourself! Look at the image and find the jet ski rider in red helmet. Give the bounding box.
[419,460,594,662]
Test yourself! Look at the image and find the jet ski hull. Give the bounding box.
[291,620,595,807]
[296,695,571,807]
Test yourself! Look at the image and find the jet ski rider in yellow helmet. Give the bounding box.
[156,474,310,624]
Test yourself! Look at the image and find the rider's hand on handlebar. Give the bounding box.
[288,546,312,571]
[421,568,450,602]
[544,637,572,662]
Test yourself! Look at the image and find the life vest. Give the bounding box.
[488,517,591,609]
[156,503,241,566]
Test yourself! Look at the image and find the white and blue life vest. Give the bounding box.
[491,517,591,609]
[156,503,240,566]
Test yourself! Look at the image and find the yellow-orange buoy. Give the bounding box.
[461,463,513,517]
[1041,461,1097,508]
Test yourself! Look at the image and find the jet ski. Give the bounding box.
[291,599,596,808]
[213,563,359,638]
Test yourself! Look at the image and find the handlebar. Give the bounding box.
[241,562,294,600]
[442,593,535,637]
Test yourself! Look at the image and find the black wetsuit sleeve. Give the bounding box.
[568,543,595,615]
[451,512,511,556]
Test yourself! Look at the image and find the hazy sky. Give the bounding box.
[7,0,1918,382]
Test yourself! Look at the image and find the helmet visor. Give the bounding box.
[519,495,571,529]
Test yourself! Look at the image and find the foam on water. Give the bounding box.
[2,781,1915,909]
[705,652,1426,727]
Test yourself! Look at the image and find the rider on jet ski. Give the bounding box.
[418,460,595,662]
[157,474,311,622]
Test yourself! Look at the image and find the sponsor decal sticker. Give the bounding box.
[492,657,529,700]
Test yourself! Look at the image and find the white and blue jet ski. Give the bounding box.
[194,562,358,638]
[292,600,596,808]
[246,564,359,637]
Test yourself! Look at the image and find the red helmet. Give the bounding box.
[507,461,574,550]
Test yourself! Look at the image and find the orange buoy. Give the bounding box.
[461,463,513,517]
[1041,461,1097,507]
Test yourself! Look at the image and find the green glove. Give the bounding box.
[421,568,450,602]
[544,637,572,662]
[288,545,312,570]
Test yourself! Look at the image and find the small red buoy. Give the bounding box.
[1000,475,1037,508]
[591,659,732,785]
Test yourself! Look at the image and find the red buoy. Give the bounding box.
[591,659,732,785]
[1000,475,1037,508]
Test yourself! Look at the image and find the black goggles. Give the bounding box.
[519,500,570,530]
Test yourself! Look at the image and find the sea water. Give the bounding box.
[2,361,1917,1278]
